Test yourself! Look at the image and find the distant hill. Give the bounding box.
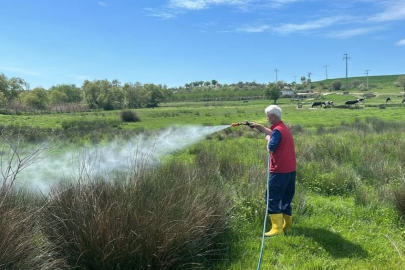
[315,74,404,86]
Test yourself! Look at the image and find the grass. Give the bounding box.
[1,93,405,269]
[2,98,405,136]
[215,194,404,270]
[315,74,405,94]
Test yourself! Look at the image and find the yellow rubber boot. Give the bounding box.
[283,214,292,232]
[265,213,284,237]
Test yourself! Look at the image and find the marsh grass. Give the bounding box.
[0,189,67,270]
[41,158,231,270]
[0,132,67,270]
[1,117,405,269]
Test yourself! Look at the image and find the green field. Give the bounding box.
[2,97,405,131]
[1,81,405,269]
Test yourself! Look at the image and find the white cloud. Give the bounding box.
[169,0,210,10]
[167,0,299,10]
[144,8,177,19]
[370,0,405,21]
[237,24,271,33]
[264,0,302,9]
[327,26,385,39]
[0,65,41,76]
[274,16,345,34]
[98,2,107,7]
[396,38,405,46]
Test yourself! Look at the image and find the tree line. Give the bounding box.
[0,74,170,111]
[0,73,289,111]
[2,72,404,112]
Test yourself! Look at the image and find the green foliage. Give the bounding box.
[22,87,49,110]
[264,83,281,104]
[49,84,82,104]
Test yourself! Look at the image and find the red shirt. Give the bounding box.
[269,121,296,173]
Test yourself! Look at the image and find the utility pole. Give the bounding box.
[343,54,350,90]
[308,72,312,90]
[294,76,297,84]
[323,65,329,79]
[274,69,279,83]
[365,69,370,90]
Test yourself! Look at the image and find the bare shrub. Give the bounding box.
[0,130,67,270]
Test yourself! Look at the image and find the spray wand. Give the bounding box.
[231,121,266,135]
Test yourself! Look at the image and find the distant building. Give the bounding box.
[281,90,295,97]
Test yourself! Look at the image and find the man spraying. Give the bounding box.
[249,105,296,237]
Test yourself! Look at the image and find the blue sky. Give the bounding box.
[0,0,404,89]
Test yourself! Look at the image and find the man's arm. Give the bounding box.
[248,122,272,135]
[268,130,281,154]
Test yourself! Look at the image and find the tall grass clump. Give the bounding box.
[0,189,67,270]
[42,159,230,270]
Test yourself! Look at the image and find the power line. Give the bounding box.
[365,69,370,90]
[323,65,329,80]
[343,54,350,89]
[274,69,279,83]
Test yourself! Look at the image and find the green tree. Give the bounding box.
[123,82,147,108]
[82,80,101,109]
[22,87,49,110]
[97,80,116,110]
[144,84,164,107]
[49,84,81,104]
[264,83,281,104]
[49,90,68,106]
[0,73,26,103]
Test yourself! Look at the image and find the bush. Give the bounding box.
[120,110,141,122]
[42,160,229,270]
[331,80,342,90]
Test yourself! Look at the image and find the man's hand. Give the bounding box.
[248,122,261,129]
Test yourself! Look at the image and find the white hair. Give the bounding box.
[265,105,282,119]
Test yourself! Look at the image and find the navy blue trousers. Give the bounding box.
[265,171,296,215]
